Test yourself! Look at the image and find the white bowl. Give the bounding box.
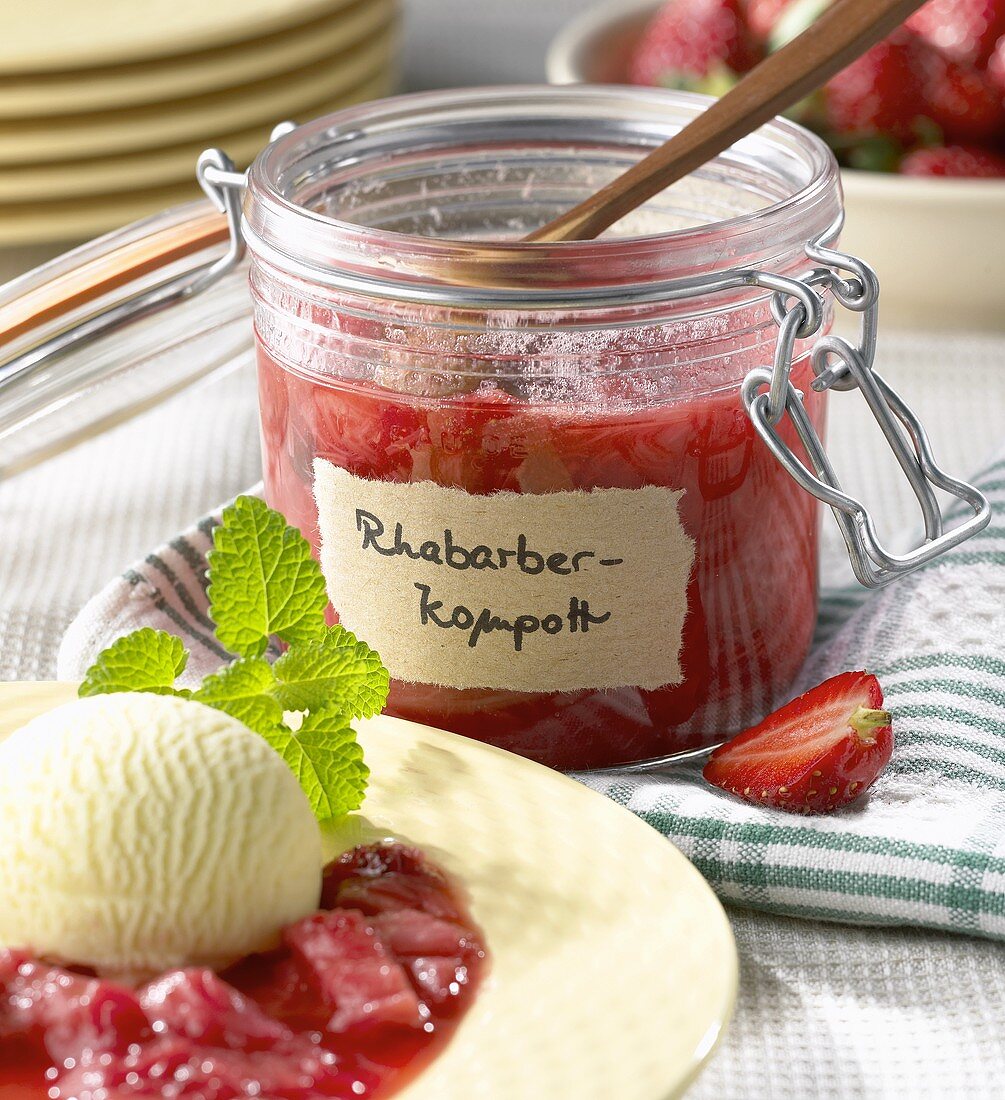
[546,0,1005,331]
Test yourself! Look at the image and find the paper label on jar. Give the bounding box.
[313,460,696,693]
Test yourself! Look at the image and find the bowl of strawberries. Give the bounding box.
[547,0,1005,330]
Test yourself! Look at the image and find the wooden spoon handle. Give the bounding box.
[526,0,929,243]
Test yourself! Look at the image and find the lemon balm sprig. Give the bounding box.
[80,497,389,822]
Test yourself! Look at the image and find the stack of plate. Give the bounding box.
[0,0,399,264]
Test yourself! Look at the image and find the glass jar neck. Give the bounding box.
[243,85,842,314]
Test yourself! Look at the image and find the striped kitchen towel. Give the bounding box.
[58,460,1005,940]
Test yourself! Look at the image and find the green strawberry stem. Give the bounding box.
[849,706,891,740]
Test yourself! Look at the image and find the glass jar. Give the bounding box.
[243,85,841,770]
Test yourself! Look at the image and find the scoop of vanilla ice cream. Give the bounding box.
[0,692,322,975]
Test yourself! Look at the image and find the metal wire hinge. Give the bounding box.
[194,120,297,286]
[741,222,991,588]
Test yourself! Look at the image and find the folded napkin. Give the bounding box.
[58,460,1005,941]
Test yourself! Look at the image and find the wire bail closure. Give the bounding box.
[742,222,990,588]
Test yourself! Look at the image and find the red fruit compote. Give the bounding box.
[0,842,486,1099]
[248,86,843,769]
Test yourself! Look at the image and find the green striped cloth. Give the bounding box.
[578,455,1005,940]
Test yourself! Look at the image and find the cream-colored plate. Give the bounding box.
[0,28,396,164]
[0,681,737,1100]
[1,0,364,73]
[0,43,397,201]
[0,71,395,245]
[0,0,395,118]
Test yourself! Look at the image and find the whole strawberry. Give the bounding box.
[823,29,932,145]
[703,671,893,814]
[901,144,1005,177]
[628,0,762,90]
[923,54,1005,144]
[907,0,1005,67]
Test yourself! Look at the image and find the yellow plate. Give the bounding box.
[0,71,395,245]
[0,28,396,164]
[1,0,367,74]
[0,0,396,118]
[0,43,397,200]
[0,680,737,1100]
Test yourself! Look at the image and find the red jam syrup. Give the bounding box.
[259,345,825,770]
[0,842,485,1099]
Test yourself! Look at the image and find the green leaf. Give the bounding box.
[273,626,390,719]
[192,627,389,730]
[76,496,377,825]
[190,654,374,821]
[265,706,369,822]
[191,657,283,732]
[80,628,188,698]
[207,496,329,659]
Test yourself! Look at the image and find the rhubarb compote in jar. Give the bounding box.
[246,86,841,769]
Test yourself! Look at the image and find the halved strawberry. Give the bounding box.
[702,671,893,814]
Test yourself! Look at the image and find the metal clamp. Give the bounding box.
[741,220,991,588]
[193,119,296,290]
